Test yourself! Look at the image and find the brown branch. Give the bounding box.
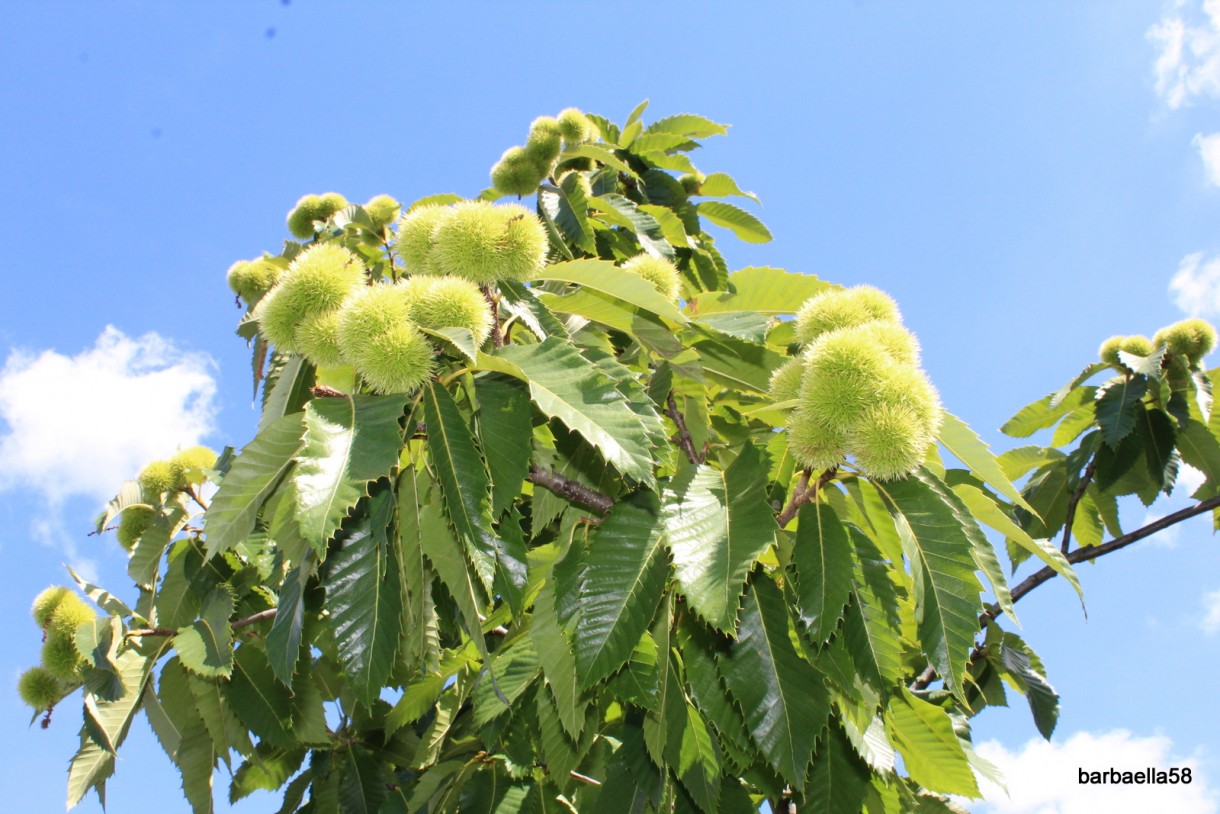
[665,392,703,465]
[184,485,209,512]
[776,467,837,528]
[310,385,347,398]
[527,464,613,515]
[911,494,1220,690]
[128,607,278,639]
[482,287,505,348]
[1060,453,1098,554]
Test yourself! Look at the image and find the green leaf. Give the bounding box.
[483,339,655,485]
[293,394,408,558]
[1000,387,1094,438]
[691,337,787,394]
[1095,376,1148,448]
[843,536,906,688]
[884,688,980,797]
[688,266,827,316]
[573,490,668,687]
[530,576,587,740]
[952,484,1082,606]
[693,311,770,344]
[259,353,312,433]
[188,671,255,764]
[696,172,761,204]
[396,468,441,675]
[226,644,296,749]
[662,445,777,633]
[1140,407,1179,495]
[322,488,403,707]
[718,577,828,791]
[205,412,304,558]
[539,175,596,254]
[696,201,772,243]
[880,473,983,703]
[174,586,235,678]
[68,643,163,808]
[674,703,722,813]
[532,258,687,325]
[1177,418,1220,499]
[564,143,639,179]
[418,326,478,363]
[338,746,389,814]
[645,113,728,139]
[423,381,500,593]
[999,632,1059,739]
[792,502,854,644]
[938,411,1035,514]
[805,722,873,814]
[472,635,541,726]
[265,559,311,685]
[588,193,674,259]
[478,375,536,518]
[675,617,758,768]
[417,486,492,663]
[230,744,306,802]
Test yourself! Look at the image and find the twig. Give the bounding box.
[527,465,613,515]
[310,385,346,398]
[1060,453,1098,553]
[666,392,703,465]
[128,607,278,639]
[569,770,602,787]
[184,485,209,512]
[482,287,505,348]
[776,467,837,528]
[910,494,1220,690]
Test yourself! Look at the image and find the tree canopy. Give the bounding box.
[18,102,1220,813]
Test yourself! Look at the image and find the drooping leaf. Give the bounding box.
[938,411,1035,514]
[481,339,655,485]
[884,688,980,797]
[999,632,1059,740]
[539,175,596,254]
[472,635,541,726]
[673,702,722,813]
[265,558,312,685]
[791,501,854,644]
[662,445,778,633]
[337,745,389,814]
[174,586,235,679]
[688,267,827,316]
[1000,387,1094,438]
[476,375,533,518]
[696,201,772,243]
[880,472,983,703]
[293,394,409,558]
[588,193,674,259]
[230,744,306,802]
[805,722,873,814]
[573,490,668,687]
[531,258,688,325]
[423,380,500,593]
[530,576,587,740]
[1095,376,1148,448]
[322,486,403,707]
[718,576,828,791]
[205,412,304,558]
[226,644,296,749]
[188,670,255,765]
[696,172,761,204]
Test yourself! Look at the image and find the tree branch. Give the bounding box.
[482,286,505,348]
[911,494,1220,690]
[1060,453,1098,553]
[127,607,278,639]
[527,465,613,515]
[776,467,837,528]
[665,392,703,465]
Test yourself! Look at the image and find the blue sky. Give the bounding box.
[2,3,1219,811]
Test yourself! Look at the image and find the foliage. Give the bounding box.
[19,100,1220,813]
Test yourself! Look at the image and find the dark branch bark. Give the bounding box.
[776,467,837,528]
[910,494,1220,690]
[666,392,703,465]
[1060,453,1098,553]
[527,464,613,515]
[482,287,505,348]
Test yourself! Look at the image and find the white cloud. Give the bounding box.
[1169,251,1220,316]
[1149,0,1220,109]
[0,326,218,504]
[1201,589,1220,634]
[973,730,1216,813]
[1195,132,1220,185]
[1178,463,1208,495]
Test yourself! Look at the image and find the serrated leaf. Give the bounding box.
[338,746,389,814]
[532,258,687,325]
[696,172,761,204]
[674,703,722,813]
[174,586,235,678]
[573,490,667,687]
[481,339,655,485]
[675,617,758,768]
[530,577,587,740]
[189,671,254,765]
[205,412,304,558]
[226,644,296,749]
[564,143,639,179]
[1000,387,1094,438]
[266,559,311,685]
[419,326,478,362]
[230,744,306,802]
[805,722,872,814]
[423,381,500,593]
[662,445,777,633]
[539,175,596,254]
[477,375,534,518]
[645,113,728,139]
[259,353,312,433]
[718,577,828,791]
[1176,418,1220,499]
[688,266,827,316]
[473,635,541,726]
[999,632,1059,739]
[843,540,906,689]
[1095,376,1148,448]
[691,337,787,394]
[938,411,1035,514]
[588,193,674,259]
[696,201,772,243]
[67,565,135,621]
[880,473,983,704]
[792,502,854,644]
[293,394,408,558]
[322,487,403,706]
[885,688,980,797]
